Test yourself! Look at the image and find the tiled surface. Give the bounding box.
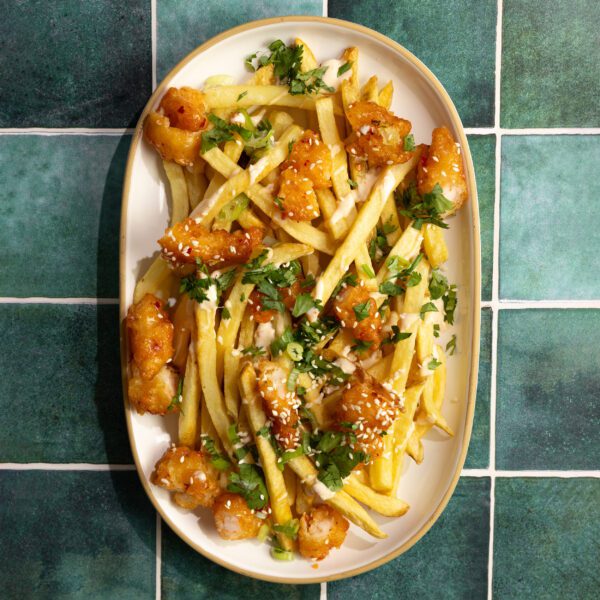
[501,0,600,128]
[496,309,600,470]
[0,135,128,298]
[157,0,323,81]
[0,0,151,128]
[1,1,599,599]
[0,471,156,598]
[329,478,490,599]
[161,526,320,599]
[500,135,600,300]
[329,0,498,127]
[494,478,600,598]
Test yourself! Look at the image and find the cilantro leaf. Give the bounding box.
[351,339,373,353]
[227,464,269,510]
[272,518,300,539]
[429,270,449,300]
[201,435,231,471]
[420,301,438,320]
[382,326,412,345]
[167,377,184,412]
[443,284,458,324]
[348,178,358,190]
[241,345,266,357]
[398,182,453,229]
[427,357,442,370]
[353,301,371,322]
[292,293,321,318]
[333,272,358,297]
[446,334,457,355]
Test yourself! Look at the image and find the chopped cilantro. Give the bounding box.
[241,345,266,357]
[227,424,250,462]
[348,178,358,190]
[403,133,415,152]
[446,334,457,355]
[398,182,453,229]
[332,272,358,297]
[420,301,438,320]
[201,113,251,153]
[273,196,284,209]
[221,307,231,320]
[427,357,442,370]
[201,435,231,471]
[353,301,371,322]
[237,91,248,101]
[443,284,458,324]
[292,293,321,318]
[429,269,449,300]
[433,323,440,338]
[379,253,423,296]
[273,518,300,539]
[382,326,412,345]
[167,377,184,412]
[337,61,352,77]
[351,339,373,353]
[227,464,269,510]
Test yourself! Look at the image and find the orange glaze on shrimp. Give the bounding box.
[151,445,221,509]
[256,361,301,450]
[334,369,402,458]
[212,492,262,540]
[332,283,383,353]
[126,293,174,380]
[345,101,413,168]
[144,87,207,166]
[417,125,467,214]
[278,130,332,221]
[159,219,263,269]
[298,504,349,560]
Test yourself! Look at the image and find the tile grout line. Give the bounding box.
[0,128,134,135]
[156,512,162,600]
[322,0,328,18]
[151,0,157,91]
[481,299,600,309]
[0,297,120,305]
[464,127,600,135]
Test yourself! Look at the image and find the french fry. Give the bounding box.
[163,160,190,224]
[192,125,302,225]
[172,294,194,372]
[376,223,423,288]
[379,80,394,110]
[361,75,379,103]
[295,37,318,71]
[178,340,201,447]
[343,474,409,517]
[195,289,233,457]
[380,193,402,246]
[287,455,386,539]
[423,224,449,268]
[184,162,207,210]
[390,382,426,494]
[247,64,275,86]
[203,85,343,115]
[312,157,419,310]
[132,257,176,304]
[239,364,294,551]
[269,110,295,138]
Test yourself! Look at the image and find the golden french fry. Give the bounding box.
[423,224,449,268]
[344,474,409,517]
[163,160,190,225]
[178,340,201,447]
[361,75,379,103]
[379,80,394,109]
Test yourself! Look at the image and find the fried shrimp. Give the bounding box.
[159,219,263,269]
[144,87,208,166]
[152,445,221,509]
[126,293,174,380]
[298,504,349,560]
[417,125,467,214]
[212,492,262,540]
[334,369,402,458]
[345,101,413,168]
[128,364,179,415]
[256,361,301,450]
[332,283,383,353]
[278,130,331,221]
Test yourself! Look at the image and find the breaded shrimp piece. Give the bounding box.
[256,361,301,450]
[159,87,207,132]
[285,130,332,189]
[345,101,413,168]
[334,369,402,458]
[126,293,174,380]
[298,504,349,560]
[151,445,221,509]
[159,219,263,269]
[332,283,383,353]
[128,364,179,415]
[212,492,262,540]
[144,112,202,167]
[417,125,468,214]
[278,167,320,222]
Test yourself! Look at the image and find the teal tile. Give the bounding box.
[468,135,495,302]
[0,304,130,464]
[496,309,600,470]
[500,136,600,300]
[329,477,489,599]
[0,471,155,598]
[329,0,497,127]
[465,308,491,469]
[0,135,128,298]
[0,1,151,127]
[494,478,600,598]
[161,525,319,599]
[157,0,323,81]
[501,0,600,127]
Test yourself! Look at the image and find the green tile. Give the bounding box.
[465,308,491,469]
[329,0,497,127]
[161,525,320,599]
[496,309,600,470]
[0,304,130,464]
[468,135,495,302]
[157,0,323,81]
[500,136,600,300]
[494,478,600,598]
[0,135,128,298]
[501,0,600,127]
[0,1,151,127]
[0,471,155,598]
[329,477,490,599]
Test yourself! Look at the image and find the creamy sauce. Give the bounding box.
[380,169,399,200]
[313,480,336,501]
[330,191,357,224]
[320,59,353,89]
[425,298,445,326]
[314,279,325,303]
[199,284,218,311]
[356,168,381,203]
[334,357,357,375]
[399,312,420,330]
[248,156,269,185]
[254,321,276,350]
[306,306,320,323]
